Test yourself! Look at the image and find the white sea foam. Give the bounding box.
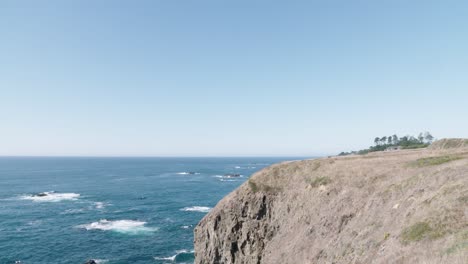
[94,202,105,209]
[20,192,80,202]
[92,260,108,264]
[213,174,243,178]
[176,172,200,175]
[154,254,176,261]
[181,206,211,213]
[235,165,257,169]
[154,249,194,262]
[213,175,243,181]
[27,220,42,226]
[77,219,158,235]
[60,208,86,215]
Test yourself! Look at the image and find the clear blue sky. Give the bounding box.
[1,0,467,156]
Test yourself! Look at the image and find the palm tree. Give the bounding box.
[374,137,380,146]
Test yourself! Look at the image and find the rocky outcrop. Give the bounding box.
[194,139,468,264]
[194,187,276,263]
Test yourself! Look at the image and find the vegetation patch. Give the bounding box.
[248,179,281,193]
[309,176,331,188]
[410,155,463,167]
[445,231,468,254]
[383,232,391,241]
[339,132,434,156]
[401,143,429,150]
[248,179,259,192]
[401,221,445,243]
[458,196,468,203]
[446,241,468,255]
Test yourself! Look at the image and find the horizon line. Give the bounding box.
[0,155,322,158]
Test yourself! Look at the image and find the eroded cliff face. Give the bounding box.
[194,190,276,264]
[194,140,468,264]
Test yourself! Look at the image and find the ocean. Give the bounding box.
[0,157,295,264]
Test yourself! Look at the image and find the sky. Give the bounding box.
[0,0,467,157]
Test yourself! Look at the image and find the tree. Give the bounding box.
[418,133,424,143]
[400,136,409,146]
[374,137,380,146]
[381,136,388,145]
[392,135,398,145]
[424,132,434,143]
[387,136,392,145]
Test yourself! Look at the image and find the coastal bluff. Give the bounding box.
[194,139,468,264]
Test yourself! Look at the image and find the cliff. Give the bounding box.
[194,139,468,264]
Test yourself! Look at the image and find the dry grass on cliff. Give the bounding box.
[195,139,468,264]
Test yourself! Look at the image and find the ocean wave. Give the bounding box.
[219,179,239,182]
[154,255,176,261]
[77,219,158,235]
[176,172,200,175]
[26,220,42,227]
[19,191,80,202]
[154,249,194,262]
[181,206,211,213]
[60,208,85,215]
[89,260,108,264]
[83,260,108,264]
[94,202,106,209]
[213,174,243,179]
[235,166,257,169]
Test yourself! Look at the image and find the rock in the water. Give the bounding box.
[84,260,97,264]
[224,173,241,178]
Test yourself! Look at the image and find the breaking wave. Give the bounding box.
[154,249,195,262]
[77,219,158,235]
[94,202,106,209]
[176,172,200,175]
[20,192,80,202]
[180,206,211,213]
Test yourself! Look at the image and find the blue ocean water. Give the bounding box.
[0,157,294,264]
